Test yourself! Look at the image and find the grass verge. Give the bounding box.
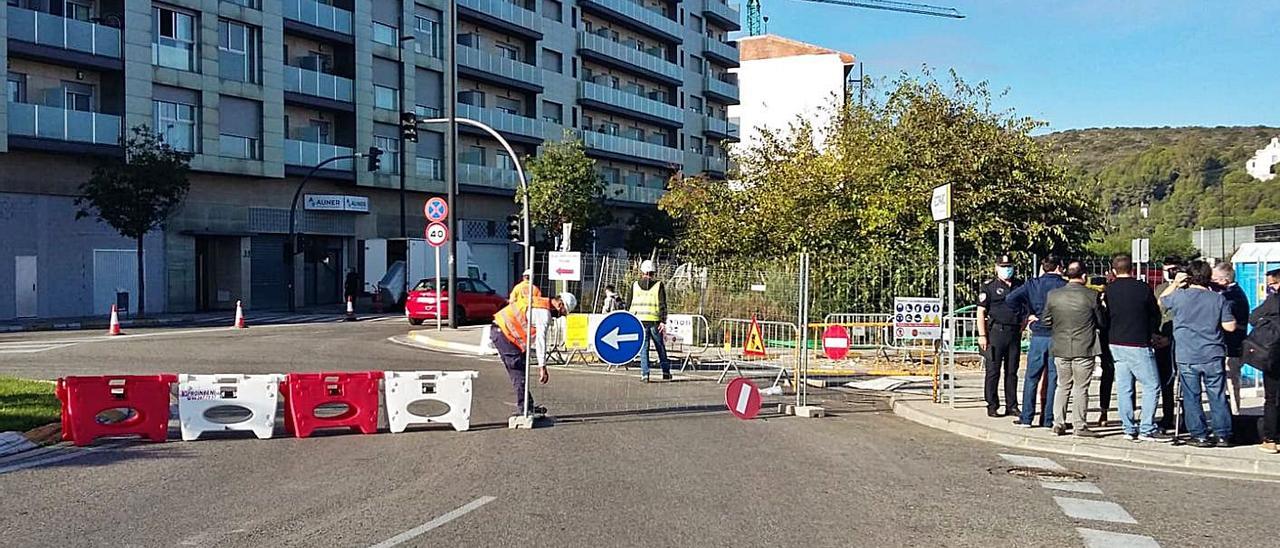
[0,376,59,433]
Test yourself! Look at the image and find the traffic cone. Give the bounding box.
[344,296,358,322]
[233,300,247,329]
[108,304,123,336]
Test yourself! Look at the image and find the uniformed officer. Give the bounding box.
[978,254,1025,418]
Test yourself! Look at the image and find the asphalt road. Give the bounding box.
[0,322,1276,547]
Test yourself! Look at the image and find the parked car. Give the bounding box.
[405,277,507,325]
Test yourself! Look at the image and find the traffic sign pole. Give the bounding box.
[435,246,441,332]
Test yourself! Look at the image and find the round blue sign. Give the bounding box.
[592,311,646,365]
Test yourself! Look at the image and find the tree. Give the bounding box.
[75,125,192,318]
[624,208,681,256]
[520,130,608,250]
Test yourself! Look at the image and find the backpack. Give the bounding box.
[1242,319,1280,373]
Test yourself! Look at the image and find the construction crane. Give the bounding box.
[746,0,964,36]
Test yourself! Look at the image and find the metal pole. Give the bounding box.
[447,0,460,329]
[287,153,360,313]
[936,222,944,402]
[947,219,956,406]
[435,246,442,331]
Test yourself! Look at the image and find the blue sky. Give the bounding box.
[754,0,1280,131]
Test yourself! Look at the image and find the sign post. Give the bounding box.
[930,184,955,405]
[1131,238,1150,281]
[426,221,448,331]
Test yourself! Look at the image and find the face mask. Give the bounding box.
[997,266,1014,280]
[1269,285,1278,296]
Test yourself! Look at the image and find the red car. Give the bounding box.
[405,277,507,325]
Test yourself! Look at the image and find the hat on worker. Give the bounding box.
[522,269,532,278]
[640,260,656,273]
[558,292,577,313]
[996,254,1013,266]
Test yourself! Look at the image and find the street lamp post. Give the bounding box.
[286,151,371,313]
[397,34,416,308]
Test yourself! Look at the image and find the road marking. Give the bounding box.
[0,343,75,354]
[999,453,1067,471]
[1039,480,1103,495]
[1053,496,1137,524]
[735,383,753,414]
[1068,457,1280,484]
[368,496,496,548]
[1077,528,1161,548]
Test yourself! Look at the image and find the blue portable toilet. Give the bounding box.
[1230,243,1280,391]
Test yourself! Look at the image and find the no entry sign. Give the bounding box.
[822,324,850,360]
[725,377,761,420]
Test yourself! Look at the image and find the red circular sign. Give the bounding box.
[822,324,850,360]
[725,377,762,420]
[424,197,448,222]
[424,222,448,247]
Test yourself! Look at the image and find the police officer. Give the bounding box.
[978,254,1025,418]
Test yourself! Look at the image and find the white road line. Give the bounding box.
[1053,497,1137,524]
[0,343,75,354]
[999,453,1067,471]
[1067,457,1280,484]
[368,496,496,548]
[1039,480,1104,495]
[1077,528,1161,548]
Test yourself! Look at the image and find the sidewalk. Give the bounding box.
[406,325,495,355]
[886,370,1280,478]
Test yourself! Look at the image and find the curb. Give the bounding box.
[890,397,1280,478]
[407,330,496,356]
[0,432,37,459]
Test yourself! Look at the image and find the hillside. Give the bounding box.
[1036,126,1280,257]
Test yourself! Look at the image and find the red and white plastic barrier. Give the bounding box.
[384,371,478,433]
[56,374,177,446]
[178,374,282,441]
[280,371,382,438]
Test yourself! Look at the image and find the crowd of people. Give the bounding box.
[977,253,1280,452]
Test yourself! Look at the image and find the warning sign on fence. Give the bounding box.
[893,297,942,341]
[744,317,767,357]
[565,314,591,350]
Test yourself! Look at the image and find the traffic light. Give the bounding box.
[366,146,382,172]
[400,111,418,143]
[507,214,521,243]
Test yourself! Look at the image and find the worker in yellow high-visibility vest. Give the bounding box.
[509,268,542,309]
[630,260,670,382]
[491,291,577,416]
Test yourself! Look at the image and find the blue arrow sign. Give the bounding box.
[592,311,646,365]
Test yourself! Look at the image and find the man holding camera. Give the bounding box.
[1152,256,1183,430]
[1159,260,1238,448]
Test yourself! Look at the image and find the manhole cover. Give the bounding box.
[1004,466,1087,481]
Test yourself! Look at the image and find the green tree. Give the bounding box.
[624,208,681,256]
[75,125,192,318]
[520,130,608,249]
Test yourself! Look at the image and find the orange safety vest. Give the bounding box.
[494,298,549,351]
[509,280,543,310]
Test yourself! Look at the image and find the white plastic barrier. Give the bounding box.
[384,370,479,433]
[177,374,282,441]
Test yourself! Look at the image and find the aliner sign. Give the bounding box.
[304,194,369,213]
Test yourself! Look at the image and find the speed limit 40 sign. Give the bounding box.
[425,222,448,247]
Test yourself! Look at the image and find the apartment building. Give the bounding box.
[0,0,738,320]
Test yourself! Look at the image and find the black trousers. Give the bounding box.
[1264,369,1280,443]
[984,324,1021,411]
[1154,344,1176,426]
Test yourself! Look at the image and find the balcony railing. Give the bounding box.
[282,0,352,34]
[581,130,682,165]
[456,104,547,140]
[7,102,121,145]
[458,0,541,35]
[705,156,728,175]
[416,157,443,180]
[704,74,739,102]
[7,6,122,58]
[456,45,544,88]
[579,0,681,41]
[607,183,664,204]
[577,31,682,83]
[702,36,739,66]
[285,139,354,171]
[283,65,354,103]
[702,0,741,30]
[457,162,520,190]
[704,117,739,139]
[578,80,683,125]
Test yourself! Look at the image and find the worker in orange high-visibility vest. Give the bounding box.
[508,268,543,310]
[490,291,577,416]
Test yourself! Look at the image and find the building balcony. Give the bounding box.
[456,103,548,143]
[705,156,728,176]
[577,31,682,85]
[281,0,353,37]
[456,45,544,93]
[607,183,663,205]
[581,130,682,167]
[578,80,682,128]
[703,117,738,141]
[457,162,520,192]
[7,102,120,148]
[704,74,739,103]
[6,6,122,68]
[458,0,542,40]
[701,0,741,31]
[284,139,354,172]
[282,65,354,108]
[702,36,739,67]
[578,0,682,43]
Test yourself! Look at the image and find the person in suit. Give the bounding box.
[1041,261,1106,438]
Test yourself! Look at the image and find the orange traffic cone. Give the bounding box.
[345,296,358,322]
[233,300,247,329]
[108,304,123,336]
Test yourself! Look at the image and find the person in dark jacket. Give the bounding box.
[1042,261,1105,438]
[1103,254,1170,442]
[1160,261,1238,448]
[1249,268,1280,454]
[1152,255,1185,430]
[1007,255,1067,428]
[344,269,362,303]
[1213,263,1250,415]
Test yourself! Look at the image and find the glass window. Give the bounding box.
[309,119,331,144]
[63,83,93,111]
[154,7,197,71]
[414,14,443,58]
[601,167,620,185]
[542,0,561,22]
[601,121,619,135]
[153,98,198,152]
[542,100,562,124]
[690,95,703,113]
[7,72,26,103]
[496,151,514,170]
[373,133,399,174]
[691,56,704,75]
[373,22,397,46]
[690,136,703,153]
[218,19,259,83]
[463,145,486,166]
[495,43,520,61]
[374,85,398,110]
[472,279,494,293]
[65,1,91,21]
[495,97,521,115]
[541,49,562,73]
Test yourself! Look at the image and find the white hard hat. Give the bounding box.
[640,260,655,273]
[522,269,532,277]
[558,292,577,313]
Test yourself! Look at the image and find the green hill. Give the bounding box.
[1037,126,1280,257]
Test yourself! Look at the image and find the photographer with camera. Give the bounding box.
[1152,256,1184,430]
[1159,260,1238,448]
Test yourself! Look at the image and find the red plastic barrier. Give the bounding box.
[57,375,177,447]
[281,372,383,438]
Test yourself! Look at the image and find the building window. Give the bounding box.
[63,82,93,111]
[8,72,27,103]
[690,95,703,114]
[374,124,400,174]
[691,14,702,32]
[153,6,196,71]
[496,96,521,116]
[542,100,563,124]
[224,0,258,8]
[309,119,332,144]
[414,14,443,58]
[541,48,562,73]
[154,98,198,152]
[458,90,485,107]
[691,55,704,75]
[373,22,398,46]
[600,121,619,135]
[374,84,399,110]
[495,43,520,61]
[543,0,562,22]
[690,136,703,153]
[65,1,92,21]
[218,96,261,159]
[218,19,259,83]
[601,167,620,185]
[496,151,514,171]
[463,145,485,166]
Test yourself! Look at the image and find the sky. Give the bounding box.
[754,0,1280,132]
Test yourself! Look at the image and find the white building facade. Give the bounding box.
[1246,137,1280,181]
